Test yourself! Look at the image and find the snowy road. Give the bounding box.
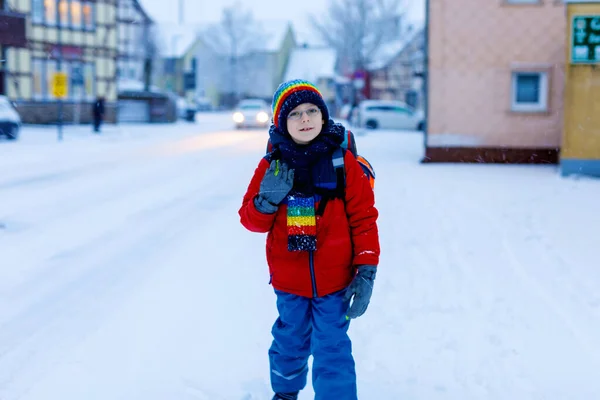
[1,117,599,399]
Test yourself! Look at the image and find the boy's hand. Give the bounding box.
[343,265,377,319]
[254,160,294,214]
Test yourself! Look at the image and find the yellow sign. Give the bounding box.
[51,72,68,98]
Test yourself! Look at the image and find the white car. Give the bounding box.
[176,97,196,122]
[357,100,424,131]
[0,96,21,140]
[233,99,271,129]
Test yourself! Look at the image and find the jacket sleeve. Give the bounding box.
[343,151,380,267]
[239,158,278,233]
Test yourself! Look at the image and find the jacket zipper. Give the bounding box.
[309,250,318,298]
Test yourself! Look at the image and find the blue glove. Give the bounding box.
[343,265,377,319]
[254,160,294,214]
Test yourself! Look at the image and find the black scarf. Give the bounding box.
[268,119,345,194]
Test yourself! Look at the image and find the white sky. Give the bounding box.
[139,0,425,27]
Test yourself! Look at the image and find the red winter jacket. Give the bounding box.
[239,150,380,298]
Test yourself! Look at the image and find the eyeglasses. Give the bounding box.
[287,107,320,120]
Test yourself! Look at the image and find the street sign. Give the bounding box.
[571,15,600,64]
[51,72,69,98]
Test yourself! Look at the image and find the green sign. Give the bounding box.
[571,15,600,64]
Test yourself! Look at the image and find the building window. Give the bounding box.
[83,63,95,100]
[33,0,94,30]
[44,0,57,25]
[32,59,45,99]
[164,59,176,74]
[70,0,82,28]
[82,1,95,30]
[69,62,82,99]
[46,60,57,99]
[58,0,69,26]
[32,0,44,23]
[511,71,548,113]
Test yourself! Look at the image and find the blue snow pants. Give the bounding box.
[269,289,357,400]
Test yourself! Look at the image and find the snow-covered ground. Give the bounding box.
[1,115,599,400]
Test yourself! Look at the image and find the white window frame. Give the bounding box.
[511,71,549,113]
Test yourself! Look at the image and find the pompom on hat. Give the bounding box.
[272,79,329,132]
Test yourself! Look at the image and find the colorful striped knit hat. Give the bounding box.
[272,79,329,132]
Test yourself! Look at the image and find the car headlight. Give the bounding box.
[233,112,245,123]
[256,111,269,123]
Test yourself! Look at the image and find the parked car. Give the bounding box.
[233,99,271,129]
[357,100,424,131]
[176,97,196,122]
[0,96,21,140]
[195,97,213,111]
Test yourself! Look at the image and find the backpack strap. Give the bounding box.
[316,148,346,216]
[332,147,345,195]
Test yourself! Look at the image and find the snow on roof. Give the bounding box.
[284,47,337,83]
[155,23,201,58]
[367,26,424,71]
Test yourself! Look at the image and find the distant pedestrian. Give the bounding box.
[93,96,105,133]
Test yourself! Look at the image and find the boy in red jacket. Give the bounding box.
[239,79,380,400]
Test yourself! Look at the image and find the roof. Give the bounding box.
[155,23,201,58]
[284,47,337,83]
[132,0,153,24]
[367,26,424,71]
[254,20,293,52]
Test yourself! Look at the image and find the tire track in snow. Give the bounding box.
[0,141,259,399]
[0,133,258,292]
[462,192,600,396]
[0,182,227,397]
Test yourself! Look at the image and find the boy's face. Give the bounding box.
[286,103,324,144]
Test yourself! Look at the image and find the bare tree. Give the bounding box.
[311,0,406,74]
[200,3,265,105]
